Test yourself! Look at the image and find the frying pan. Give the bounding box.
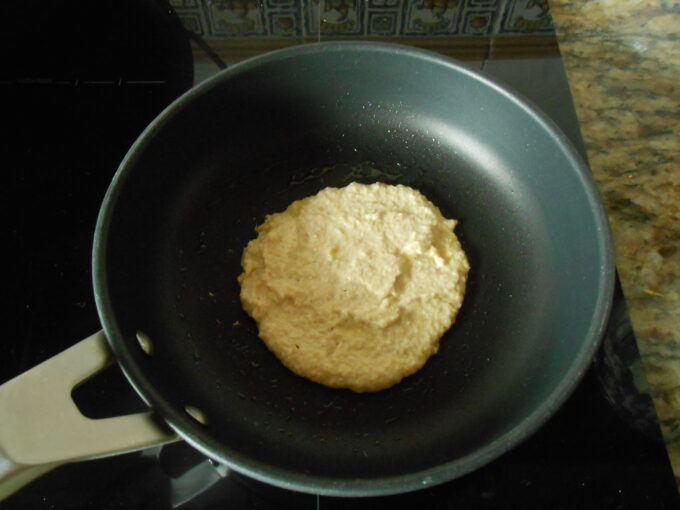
[0,42,614,499]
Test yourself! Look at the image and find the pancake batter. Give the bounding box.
[238,182,469,392]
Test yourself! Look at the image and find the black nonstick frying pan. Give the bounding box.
[0,42,614,498]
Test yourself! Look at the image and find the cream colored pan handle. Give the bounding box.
[0,331,179,501]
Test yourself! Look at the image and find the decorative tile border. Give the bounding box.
[170,0,201,7]
[177,11,207,35]
[306,0,365,37]
[266,0,296,7]
[461,8,495,35]
[468,0,499,7]
[269,11,301,36]
[204,1,267,37]
[368,0,401,7]
[367,10,400,36]
[499,0,553,33]
[171,0,555,38]
[402,0,462,36]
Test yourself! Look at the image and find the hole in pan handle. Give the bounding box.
[0,331,179,501]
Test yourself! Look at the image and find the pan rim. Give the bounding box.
[93,40,615,497]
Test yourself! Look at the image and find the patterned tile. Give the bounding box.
[403,0,462,36]
[268,11,301,36]
[171,0,209,35]
[467,0,498,7]
[265,0,297,7]
[186,0,552,39]
[461,8,494,35]
[500,0,553,33]
[170,0,200,7]
[368,0,401,7]
[178,12,206,34]
[306,0,364,37]
[204,0,267,36]
[367,11,400,36]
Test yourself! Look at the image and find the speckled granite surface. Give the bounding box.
[550,0,680,484]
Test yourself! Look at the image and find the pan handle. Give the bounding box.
[0,331,179,501]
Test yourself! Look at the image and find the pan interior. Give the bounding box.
[97,44,611,493]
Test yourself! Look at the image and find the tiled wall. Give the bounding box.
[171,0,553,39]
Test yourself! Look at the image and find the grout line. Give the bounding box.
[493,0,510,37]
[483,0,510,69]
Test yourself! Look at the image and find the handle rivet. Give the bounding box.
[185,405,208,425]
[136,331,153,356]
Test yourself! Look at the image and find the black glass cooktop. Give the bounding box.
[2,2,678,508]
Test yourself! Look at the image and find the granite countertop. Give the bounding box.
[550,0,680,486]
